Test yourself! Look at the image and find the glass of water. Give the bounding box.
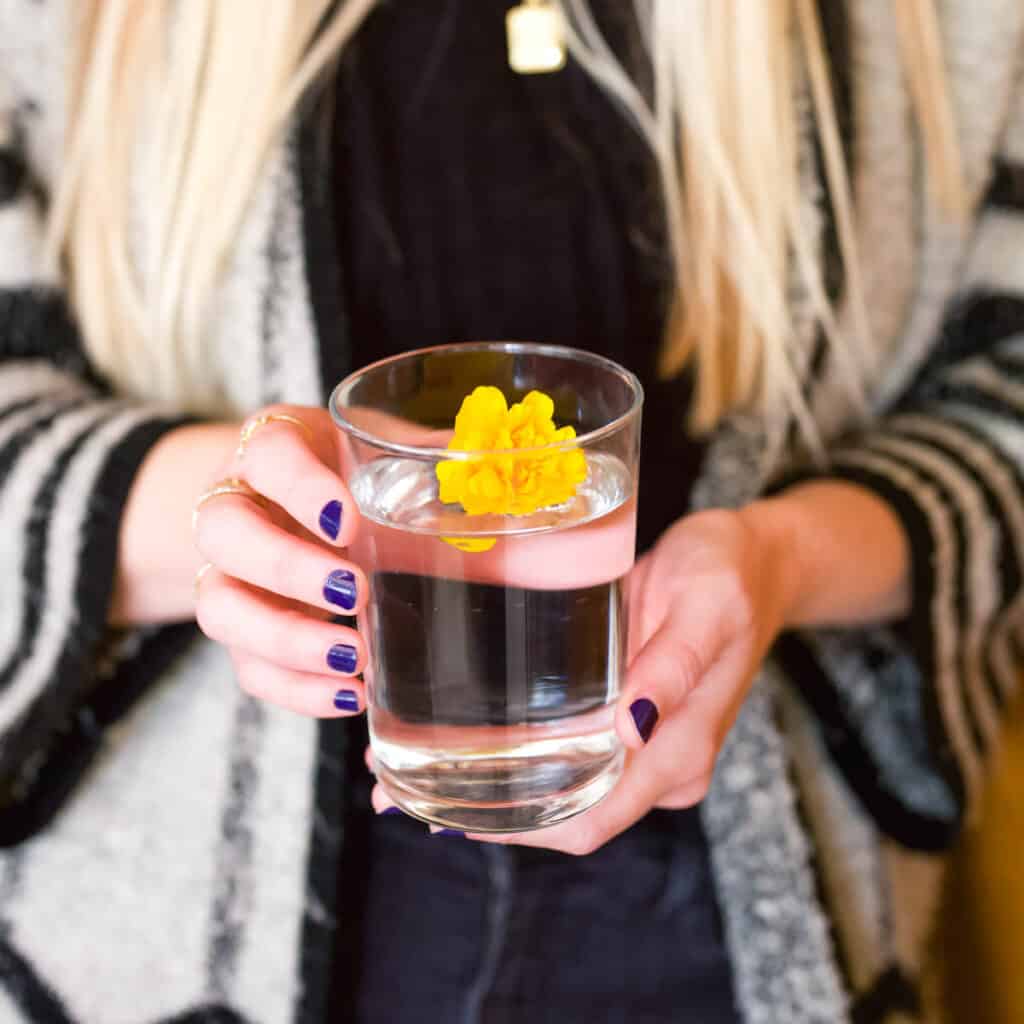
[330,342,642,832]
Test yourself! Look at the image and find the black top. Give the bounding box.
[333,0,707,554]
[327,4,737,1021]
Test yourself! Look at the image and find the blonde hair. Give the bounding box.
[48,0,965,434]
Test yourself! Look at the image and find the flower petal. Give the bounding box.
[435,386,588,531]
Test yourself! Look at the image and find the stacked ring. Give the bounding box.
[193,561,215,599]
[191,477,268,532]
[236,412,312,459]
[192,413,313,591]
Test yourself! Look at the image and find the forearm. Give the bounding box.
[742,480,911,629]
[108,422,240,626]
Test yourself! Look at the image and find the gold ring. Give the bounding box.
[193,561,215,599]
[192,477,267,532]
[236,412,313,458]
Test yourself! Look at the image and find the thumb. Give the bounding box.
[615,601,731,750]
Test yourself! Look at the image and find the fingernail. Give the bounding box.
[327,642,358,674]
[629,698,658,743]
[333,688,360,712]
[319,499,343,540]
[380,806,404,817]
[324,569,357,611]
[430,828,464,838]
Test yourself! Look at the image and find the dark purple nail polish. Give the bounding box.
[327,642,358,674]
[381,806,404,817]
[630,698,658,743]
[324,569,357,611]
[333,688,359,712]
[432,828,464,838]
[319,499,343,540]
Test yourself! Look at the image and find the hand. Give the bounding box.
[371,505,800,851]
[192,404,371,717]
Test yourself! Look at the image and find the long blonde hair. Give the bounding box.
[47,0,965,433]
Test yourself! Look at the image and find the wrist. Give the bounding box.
[737,496,808,629]
[739,480,911,629]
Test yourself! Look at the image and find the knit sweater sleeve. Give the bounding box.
[777,79,1024,848]
[0,98,193,838]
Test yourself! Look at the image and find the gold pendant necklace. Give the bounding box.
[506,0,566,74]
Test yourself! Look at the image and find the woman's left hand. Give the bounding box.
[369,480,909,849]
[370,503,800,853]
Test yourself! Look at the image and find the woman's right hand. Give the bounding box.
[192,404,371,718]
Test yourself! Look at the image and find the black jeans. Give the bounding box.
[333,730,739,1023]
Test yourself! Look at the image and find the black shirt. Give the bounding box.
[328,4,734,1020]
[333,0,706,554]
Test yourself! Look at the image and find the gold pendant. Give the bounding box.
[506,1,567,75]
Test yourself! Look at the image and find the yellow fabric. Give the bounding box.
[938,690,1024,1023]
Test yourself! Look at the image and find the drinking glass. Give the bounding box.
[330,342,642,831]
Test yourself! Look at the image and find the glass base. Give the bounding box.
[375,737,625,833]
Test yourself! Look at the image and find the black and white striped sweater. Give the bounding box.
[0,2,1023,1022]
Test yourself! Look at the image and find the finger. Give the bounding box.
[195,568,365,677]
[655,774,714,809]
[615,600,732,750]
[369,785,461,832]
[370,783,398,815]
[236,407,357,547]
[623,553,655,662]
[468,701,721,854]
[370,784,426,823]
[231,651,365,718]
[369,709,718,850]
[466,747,656,854]
[464,771,654,853]
[194,494,367,616]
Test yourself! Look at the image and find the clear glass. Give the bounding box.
[330,342,642,832]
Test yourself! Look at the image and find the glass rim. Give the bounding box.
[329,341,644,460]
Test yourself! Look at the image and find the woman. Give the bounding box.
[0,1,1021,1021]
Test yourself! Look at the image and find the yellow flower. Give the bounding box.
[436,387,588,525]
[440,536,498,553]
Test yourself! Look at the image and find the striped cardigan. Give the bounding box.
[0,2,1022,1021]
